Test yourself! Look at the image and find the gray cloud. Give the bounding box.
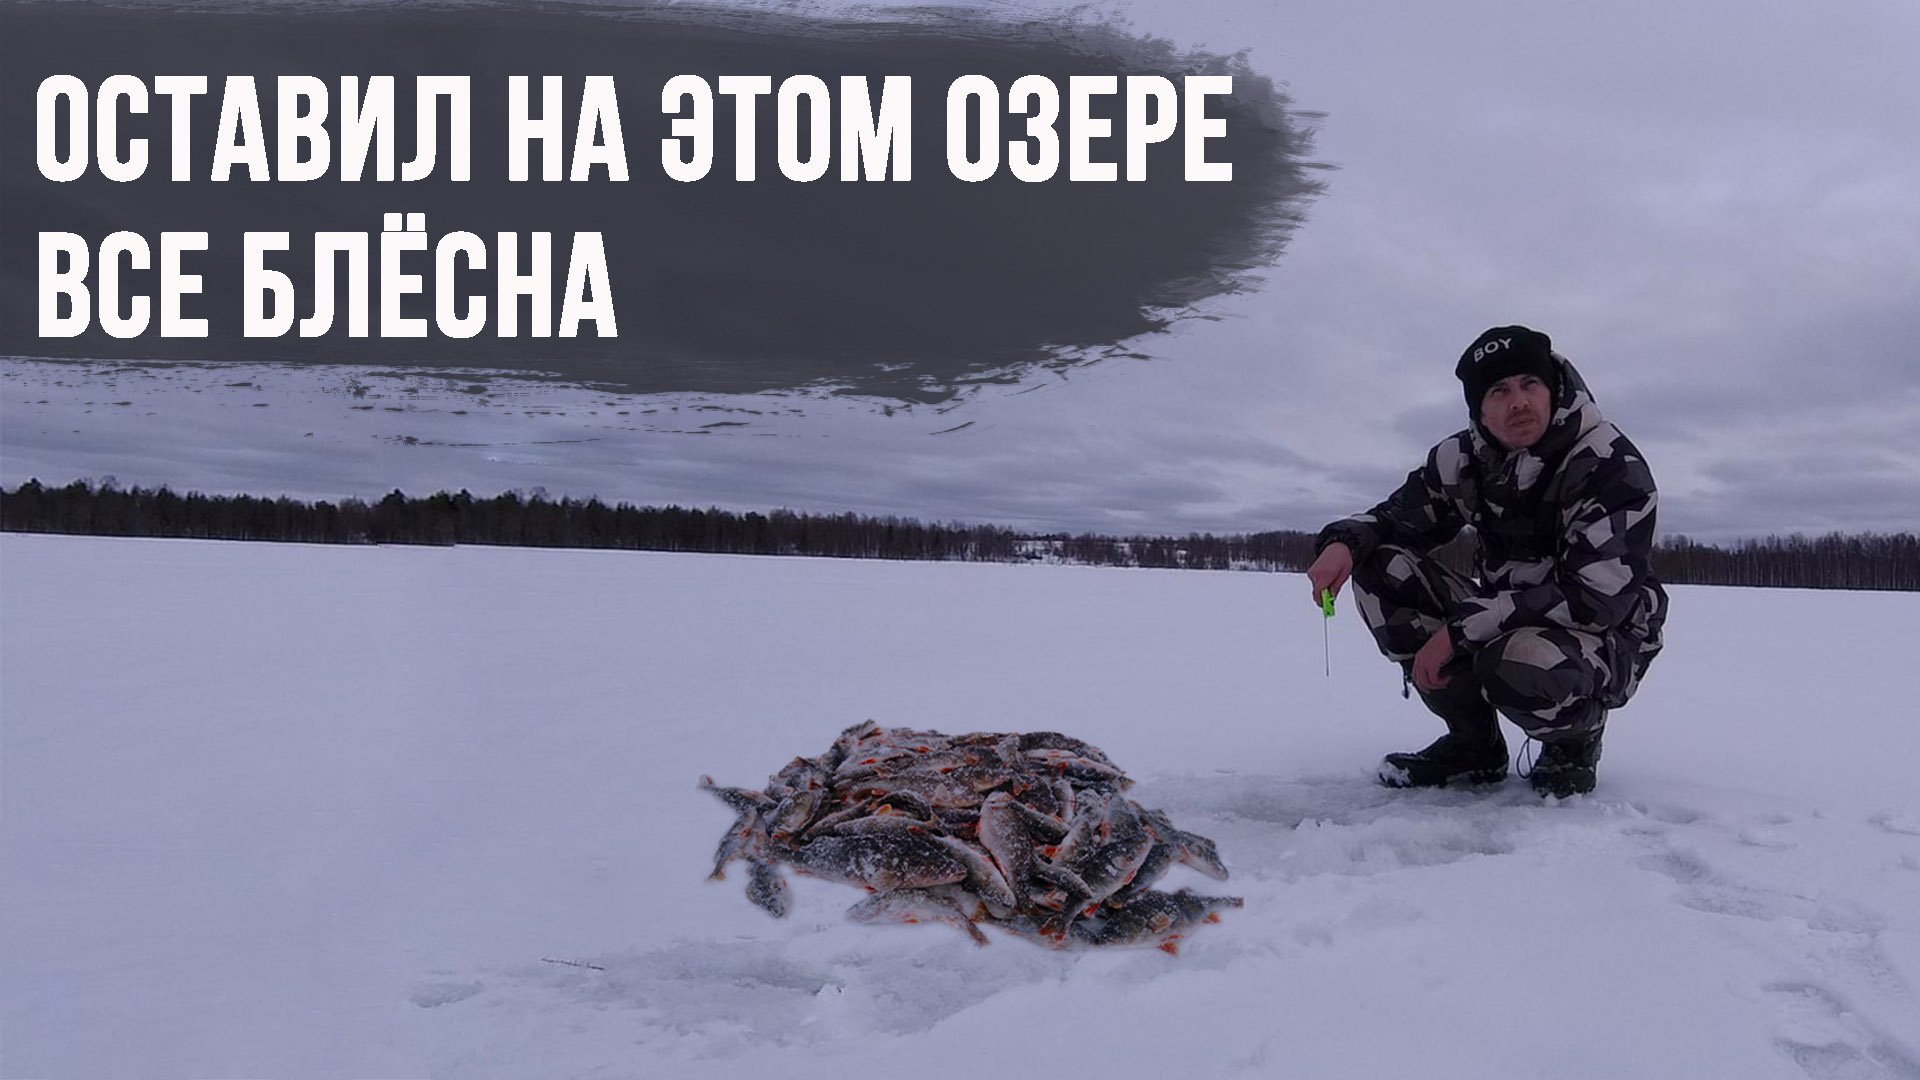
[1684,450,1920,538]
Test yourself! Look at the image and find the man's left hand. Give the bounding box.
[1411,629,1454,692]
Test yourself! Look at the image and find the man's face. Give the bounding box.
[1479,374,1554,450]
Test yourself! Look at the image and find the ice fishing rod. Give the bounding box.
[1319,587,1335,676]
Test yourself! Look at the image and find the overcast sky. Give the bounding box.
[730,0,1920,542]
[4,0,1918,543]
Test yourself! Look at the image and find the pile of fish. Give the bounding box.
[701,721,1241,952]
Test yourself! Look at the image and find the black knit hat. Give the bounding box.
[1455,325,1559,411]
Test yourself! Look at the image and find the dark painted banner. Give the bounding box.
[2,1,1326,401]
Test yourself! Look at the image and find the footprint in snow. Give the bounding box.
[408,979,485,1008]
[1624,801,1807,854]
[1624,799,1708,826]
[1868,812,1920,838]
[1628,816,1912,1023]
[423,935,1085,1050]
[1764,981,1920,1080]
[1633,845,1715,886]
[1737,825,1798,852]
[1632,834,1889,936]
[1135,773,1526,882]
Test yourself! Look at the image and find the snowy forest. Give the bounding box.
[2,478,1914,590]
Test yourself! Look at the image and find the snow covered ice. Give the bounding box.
[3,534,1919,1078]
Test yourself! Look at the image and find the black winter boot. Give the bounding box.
[1378,668,1508,789]
[1528,728,1604,798]
[1379,730,1509,788]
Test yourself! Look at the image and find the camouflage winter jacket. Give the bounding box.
[1317,353,1668,707]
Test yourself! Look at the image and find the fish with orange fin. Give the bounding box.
[700,724,1239,949]
[1077,890,1244,951]
[846,887,990,946]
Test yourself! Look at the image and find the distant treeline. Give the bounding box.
[3,479,1915,591]
[1654,532,1918,591]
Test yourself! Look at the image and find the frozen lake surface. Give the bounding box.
[4,534,1918,1078]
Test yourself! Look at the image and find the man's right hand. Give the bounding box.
[1306,542,1354,606]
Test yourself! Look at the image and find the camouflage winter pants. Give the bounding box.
[1349,544,1609,738]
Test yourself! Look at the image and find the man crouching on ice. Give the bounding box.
[1306,326,1668,797]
